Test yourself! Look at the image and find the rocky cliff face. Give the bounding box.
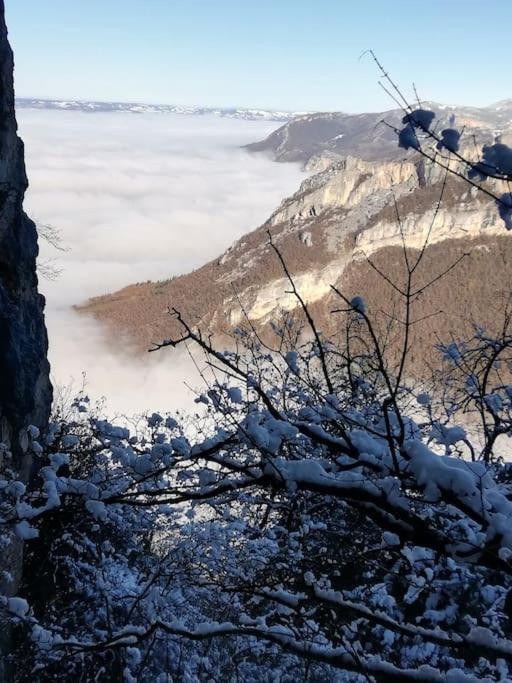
[0,0,52,671]
[78,98,512,374]
[0,0,51,475]
[79,141,509,366]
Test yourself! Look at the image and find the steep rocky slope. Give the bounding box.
[0,28,51,475]
[79,137,511,371]
[0,1,52,674]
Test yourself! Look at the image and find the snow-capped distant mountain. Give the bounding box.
[16,98,307,122]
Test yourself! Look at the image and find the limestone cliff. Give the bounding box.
[78,99,512,372]
[79,140,510,369]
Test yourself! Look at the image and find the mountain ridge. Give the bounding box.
[246,100,512,164]
[16,97,308,122]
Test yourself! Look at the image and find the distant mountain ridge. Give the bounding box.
[246,100,512,165]
[16,97,307,122]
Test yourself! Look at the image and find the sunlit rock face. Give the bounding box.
[81,139,508,359]
[78,86,512,377]
[0,0,52,669]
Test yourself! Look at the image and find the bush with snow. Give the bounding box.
[2,292,512,681]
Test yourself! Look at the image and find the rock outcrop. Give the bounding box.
[0,1,52,674]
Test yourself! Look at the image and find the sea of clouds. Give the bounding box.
[17,109,304,417]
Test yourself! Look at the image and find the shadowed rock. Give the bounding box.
[0,1,52,675]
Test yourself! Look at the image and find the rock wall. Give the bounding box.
[0,1,51,472]
[0,1,52,675]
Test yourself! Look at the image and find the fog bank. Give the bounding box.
[18,110,304,416]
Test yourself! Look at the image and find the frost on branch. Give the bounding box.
[3,298,512,681]
[395,105,512,228]
[437,128,461,153]
[370,48,512,230]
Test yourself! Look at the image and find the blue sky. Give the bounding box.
[6,0,512,112]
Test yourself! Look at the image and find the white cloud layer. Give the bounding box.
[18,110,304,416]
